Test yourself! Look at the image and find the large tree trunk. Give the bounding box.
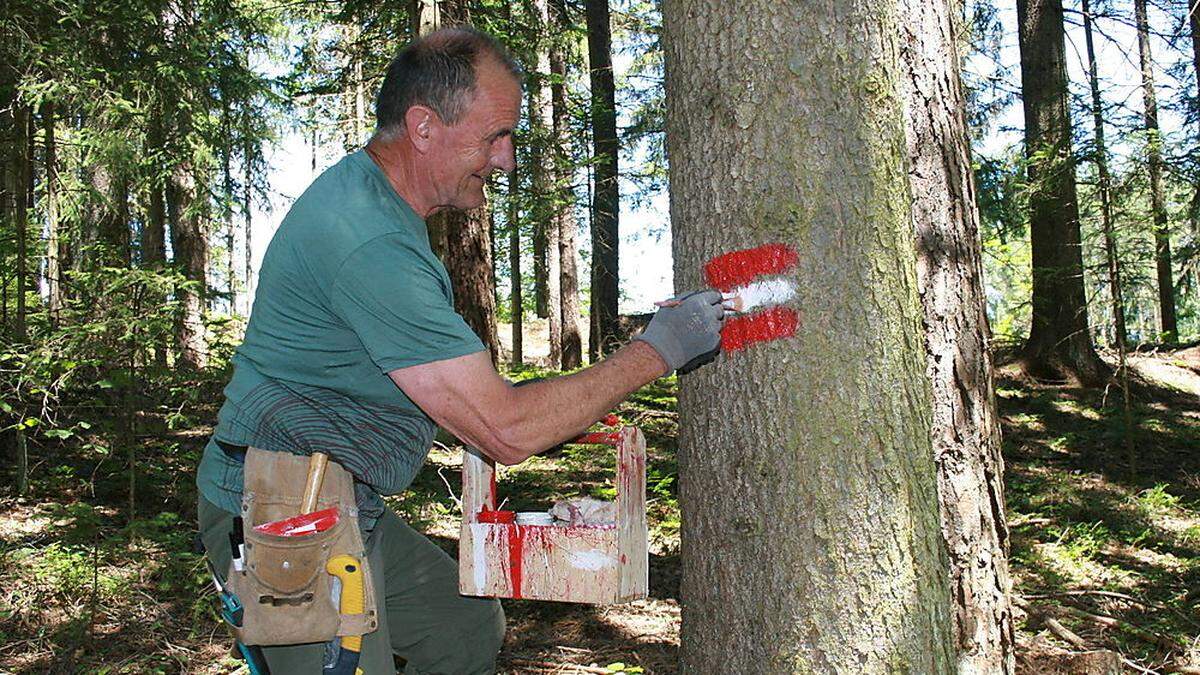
[664,1,955,671]
[899,0,1015,670]
[551,0,582,369]
[586,0,620,358]
[1136,0,1176,341]
[1016,0,1107,385]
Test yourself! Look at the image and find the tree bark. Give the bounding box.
[586,0,620,357]
[508,169,523,365]
[244,137,254,316]
[664,1,955,671]
[43,102,63,324]
[443,207,502,365]
[167,156,209,369]
[1016,0,1107,385]
[531,0,562,367]
[1135,0,1176,341]
[552,0,583,369]
[899,0,1015,670]
[13,105,28,340]
[1188,1,1200,308]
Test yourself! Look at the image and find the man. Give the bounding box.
[196,27,723,673]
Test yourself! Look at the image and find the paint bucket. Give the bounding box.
[515,512,554,526]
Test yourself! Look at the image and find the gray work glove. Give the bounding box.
[635,289,725,375]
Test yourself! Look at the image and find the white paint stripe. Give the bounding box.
[471,523,488,591]
[568,548,617,571]
[722,277,797,313]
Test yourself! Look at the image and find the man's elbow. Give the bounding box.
[483,426,539,466]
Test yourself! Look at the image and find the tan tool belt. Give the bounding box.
[226,447,379,646]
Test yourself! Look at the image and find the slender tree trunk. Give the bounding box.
[531,0,562,367]
[900,1,1015,670]
[664,1,955,670]
[410,0,440,38]
[44,102,62,324]
[1136,0,1176,341]
[13,105,28,340]
[244,139,254,316]
[1083,0,1134,460]
[508,169,523,365]
[1016,0,1107,385]
[551,0,582,369]
[586,0,620,356]
[222,133,236,314]
[167,155,208,369]
[1188,2,1200,307]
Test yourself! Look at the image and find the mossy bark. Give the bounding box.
[663,1,955,671]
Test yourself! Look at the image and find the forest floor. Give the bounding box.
[1,331,1198,673]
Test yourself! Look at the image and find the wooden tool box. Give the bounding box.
[458,425,648,604]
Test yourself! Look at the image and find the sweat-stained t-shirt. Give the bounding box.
[195,150,484,528]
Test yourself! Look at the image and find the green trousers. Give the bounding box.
[198,495,505,674]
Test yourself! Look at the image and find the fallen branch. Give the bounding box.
[1025,589,1200,630]
[506,657,615,674]
[1055,603,1184,652]
[1044,616,1087,649]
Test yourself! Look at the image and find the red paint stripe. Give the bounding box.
[477,509,514,524]
[721,306,799,352]
[571,431,622,445]
[704,243,798,292]
[507,525,524,599]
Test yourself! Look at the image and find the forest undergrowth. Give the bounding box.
[1,348,1198,674]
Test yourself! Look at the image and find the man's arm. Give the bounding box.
[389,290,724,465]
[390,341,665,465]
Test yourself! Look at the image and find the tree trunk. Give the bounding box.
[44,102,62,324]
[244,137,254,316]
[1135,0,1176,341]
[899,0,1015,670]
[410,0,440,39]
[508,169,523,365]
[1188,1,1200,308]
[167,157,208,370]
[222,133,236,314]
[1016,0,1107,385]
[586,0,620,357]
[664,1,955,671]
[443,207,502,365]
[552,0,583,369]
[531,0,562,367]
[14,105,28,340]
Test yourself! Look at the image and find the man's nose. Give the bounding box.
[493,136,516,174]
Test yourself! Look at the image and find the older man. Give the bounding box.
[196,27,723,673]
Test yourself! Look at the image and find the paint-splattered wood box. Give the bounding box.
[458,426,648,604]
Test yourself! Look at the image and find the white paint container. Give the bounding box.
[515,512,554,526]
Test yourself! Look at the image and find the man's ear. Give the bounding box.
[404,105,437,152]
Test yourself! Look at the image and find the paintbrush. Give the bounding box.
[655,277,797,315]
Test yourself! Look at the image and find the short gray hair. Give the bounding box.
[375,27,520,135]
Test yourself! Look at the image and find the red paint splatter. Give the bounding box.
[704,243,798,292]
[572,431,622,446]
[477,510,515,524]
[601,414,621,427]
[721,306,799,352]
[507,525,524,598]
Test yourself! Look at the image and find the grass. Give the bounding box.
[2,351,1199,673]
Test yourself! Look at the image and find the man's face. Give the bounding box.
[428,59,521,212]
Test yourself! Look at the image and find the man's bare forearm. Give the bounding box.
[496,341,666,463]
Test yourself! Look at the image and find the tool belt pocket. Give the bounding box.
[226,447,379,646]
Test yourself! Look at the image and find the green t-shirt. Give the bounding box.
[196,150,484,525]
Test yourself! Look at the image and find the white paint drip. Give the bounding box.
[471,523,489,590]
[568,548,617,571]
[722,277,797,313]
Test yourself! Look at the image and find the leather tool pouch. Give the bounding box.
[227,447,379,646]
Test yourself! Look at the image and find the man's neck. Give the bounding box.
[364,137,435,219]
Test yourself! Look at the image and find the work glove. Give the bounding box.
[635,289,725,376]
